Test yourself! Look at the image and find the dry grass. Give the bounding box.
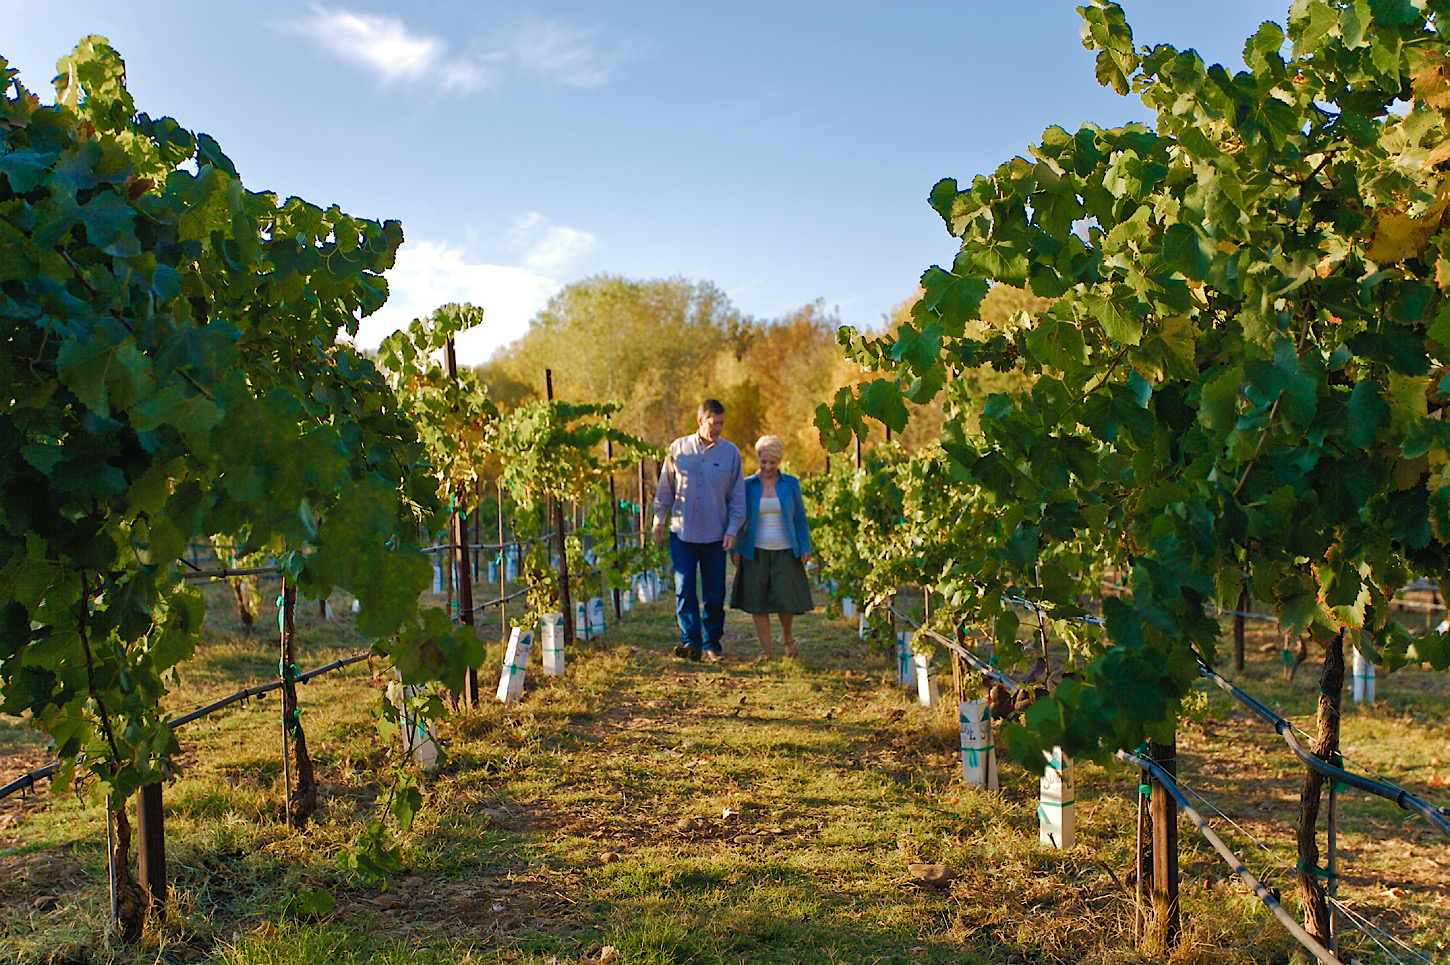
[1,580,1447,965]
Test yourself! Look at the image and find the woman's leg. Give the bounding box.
[780,612,797,656]
[751,612,773,658]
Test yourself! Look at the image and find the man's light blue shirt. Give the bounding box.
[654,433,746,544]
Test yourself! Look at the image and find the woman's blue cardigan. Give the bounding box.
[736,473,812,561]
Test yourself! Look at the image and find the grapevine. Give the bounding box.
[814,0,1450,779]
[0,38,479,928]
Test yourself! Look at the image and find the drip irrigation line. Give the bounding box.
[889,607,1024,694]
[427,527,654,555]
[422,537,550,554]
[0,762,61,800]
[1197,661,1450,837]
[1006,592,1106,626]
[1214,607,1280,622]
[1117,748,1344,965]
[467,586,530,614]
[180,564,284,581]
[1385,597,1446,613]
[0,652,371,803]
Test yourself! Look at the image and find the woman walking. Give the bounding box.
[730,435,814,660]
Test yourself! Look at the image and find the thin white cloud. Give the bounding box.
[506,212,598,276]
[356,240,555,365]
[511,19,629,90]
[285,6,631,94]
[355,224,595,365]
[289,5,496,92]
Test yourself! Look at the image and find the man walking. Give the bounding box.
[652,399,745,662]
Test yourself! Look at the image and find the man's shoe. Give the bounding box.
[672,644,692,659]
[702,649,722,663]
[687,647,703,662]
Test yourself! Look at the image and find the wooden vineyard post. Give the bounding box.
[452,501,478,705]
[497,479,509,646]
[546,369,575,646]
[637,458,648,551]
[1234,583,1250,672]
[136,781,166,916]
[442,523,454,607]
[447,333,480,706]
[607,430,622,620]
[279,584,318,829]
[1147,736,1179,950]
[1296,629,1345,950]
[951,612,967,709]
[473,481,482,580]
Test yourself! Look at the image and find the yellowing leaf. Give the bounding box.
[1413,49,1450,110]
[1365,194,1449,264]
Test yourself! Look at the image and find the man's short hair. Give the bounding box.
[697,399,725,419]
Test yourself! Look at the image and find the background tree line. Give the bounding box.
[476,273,1041,473]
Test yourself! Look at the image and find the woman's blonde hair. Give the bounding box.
[754,434,785,463]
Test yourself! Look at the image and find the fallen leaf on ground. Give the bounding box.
[908,863,957,889]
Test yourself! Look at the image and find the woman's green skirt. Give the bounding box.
[730,548,814,614]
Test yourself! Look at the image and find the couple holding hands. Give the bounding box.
[650,399,814,663]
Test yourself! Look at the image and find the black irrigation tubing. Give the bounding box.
[888,606,1025,695]
[1117,748,1344,965]
[424,530,632,554]
[421,538,548,554]
[1196,661,1450,837]
[0,652,371,804]
[1100,580,1447,622]
[180,564,285,581]
[166,653,371,728]
[0,762,61,800]
[466,586,530,614]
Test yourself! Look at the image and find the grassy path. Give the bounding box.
[1,586,1447,964]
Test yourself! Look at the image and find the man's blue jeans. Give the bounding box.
[669,533,726,654]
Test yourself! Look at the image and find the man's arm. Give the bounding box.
[652,448,676,544]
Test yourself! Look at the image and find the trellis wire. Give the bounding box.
[0,652,372,803]
[1328,896,1434,965]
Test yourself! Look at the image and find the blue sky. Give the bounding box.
[4,1,1289,364]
